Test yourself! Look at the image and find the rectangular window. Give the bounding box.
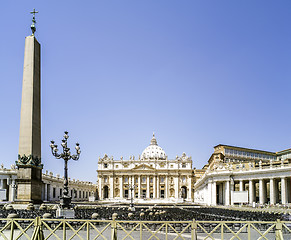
[124,190,129,198]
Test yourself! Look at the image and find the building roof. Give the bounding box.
[276,148,291,155]
[214,144,276,155]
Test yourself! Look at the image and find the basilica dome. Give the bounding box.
[141,133,166,160]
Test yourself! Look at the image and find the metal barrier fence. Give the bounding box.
[0,217,290,240]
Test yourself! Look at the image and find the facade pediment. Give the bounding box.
[132,164,155,170]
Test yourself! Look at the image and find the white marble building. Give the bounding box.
[194,145,291,206]
[97,134,194,203]
[0,165,97,202]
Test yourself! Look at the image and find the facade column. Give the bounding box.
[225,180,230,206]
[187,177,192,201]
[109,176,114,199]
[270,178,275,205]
[137,176,141,199]
[131,176,134,198]
[259,179,266,205]
[212,181,217,206]
[128,177,131,199]
[146,176,150,198]
[137,176,140,199]
[157,176,160,198]
[239,180,244,191]
[120,176,123,199]
[165,176,168,199]
[98,177,103,200]
[281,177,287,204]
[249,179,255,204]
[153,176,156,199]
[174,177,179,199]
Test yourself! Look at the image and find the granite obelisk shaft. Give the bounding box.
[17,35,43,203]
[19,36,41,158]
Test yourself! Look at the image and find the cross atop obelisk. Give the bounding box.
[30,8,38,35]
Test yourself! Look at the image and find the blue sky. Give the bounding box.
[0,1,290,183]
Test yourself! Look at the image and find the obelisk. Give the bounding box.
[16,9,43,203]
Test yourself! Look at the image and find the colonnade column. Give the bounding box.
[137,176,141,199]
[225,180,230,206]
[9,179,16,202]
[153,176,156,199]
[230,180,234,205]
[212,181,217,206]
[207,180,212,206]
[44,183,48,201]
[269,178,275,205]
[281,177,287,204]
[239,180,244,191]
[146,176,150,198]
[249,179,254,204]
[259,179,266,204]
[288,178,291,204]
[0,179,4,189]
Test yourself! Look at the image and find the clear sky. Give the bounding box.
[0,1,290,183]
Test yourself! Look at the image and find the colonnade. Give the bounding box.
[0,178,17,201]
[208,177,291,206]
[42,183,92,202]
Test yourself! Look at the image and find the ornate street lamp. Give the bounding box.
[50,131,80,209]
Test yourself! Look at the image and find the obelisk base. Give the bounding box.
[16,166,43,204]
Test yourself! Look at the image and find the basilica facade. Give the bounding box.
[97,134,194,202]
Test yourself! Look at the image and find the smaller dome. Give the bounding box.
[141,133,166,160]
